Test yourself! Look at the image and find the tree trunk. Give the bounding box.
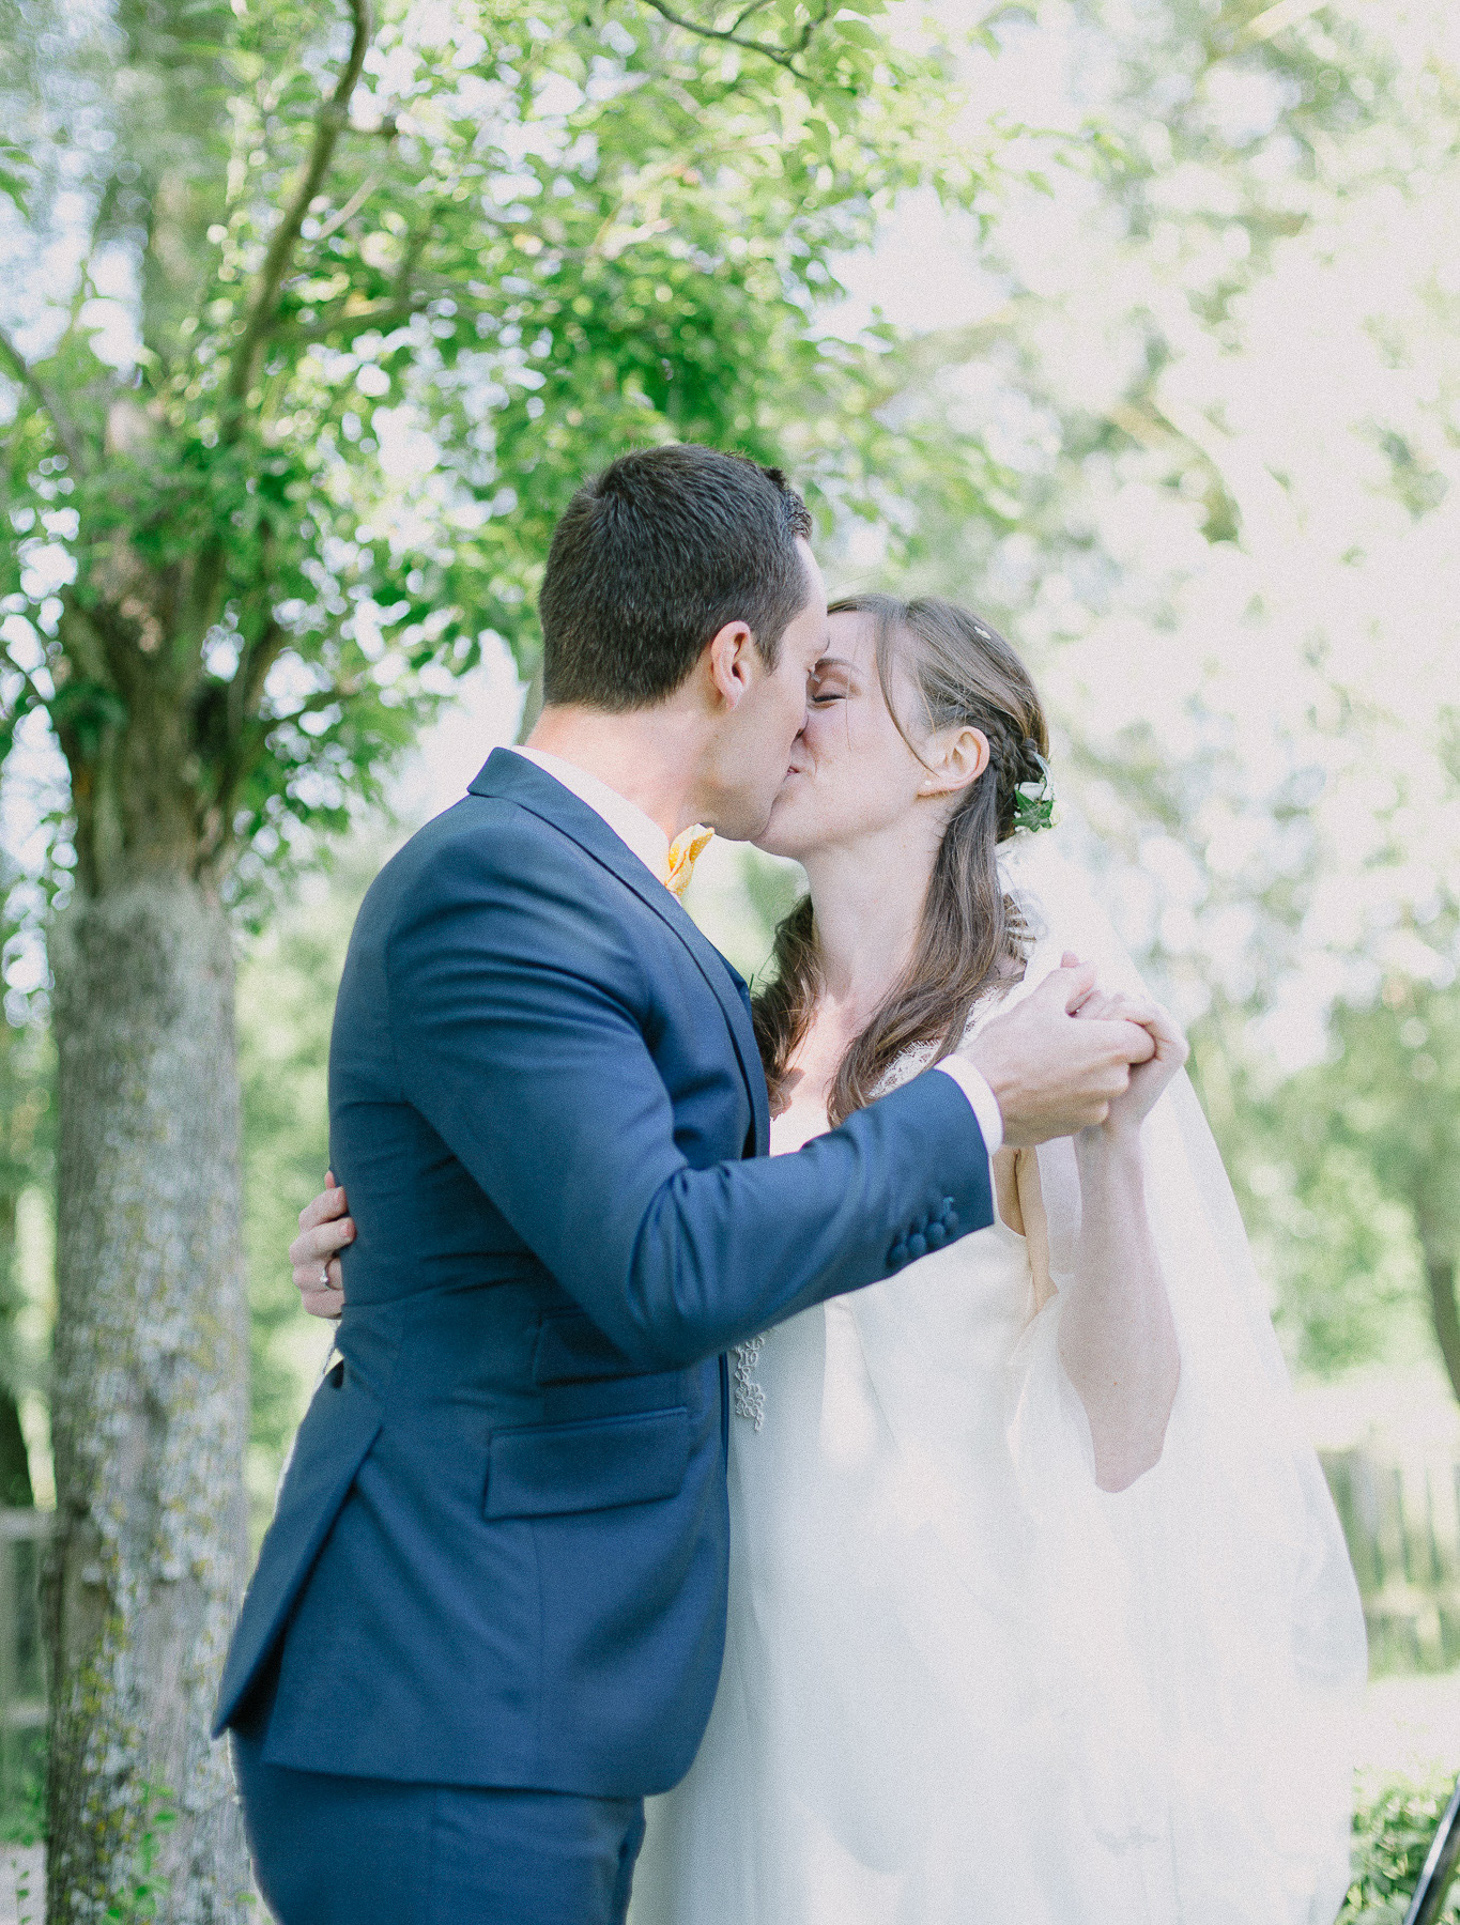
[0,1191,36,1508]
[0,1395,32,1507]
[1425,1244,1460,1409]
[46,876,251,1923]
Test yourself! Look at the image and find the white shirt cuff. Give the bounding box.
[931,1059,1004,1158]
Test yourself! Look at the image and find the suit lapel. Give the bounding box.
[469,750,770,1158]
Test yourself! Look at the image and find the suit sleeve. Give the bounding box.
[386,828,994,1370]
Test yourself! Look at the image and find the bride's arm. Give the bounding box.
[1061,1132,1179,1491]
[1052,994,1187,1492]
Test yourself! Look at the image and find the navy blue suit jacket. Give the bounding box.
[214,749,994,1795]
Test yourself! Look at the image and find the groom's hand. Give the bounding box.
[290,1172,353,1320]
[961,957,1157,1147]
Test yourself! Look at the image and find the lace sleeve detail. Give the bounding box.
[731,1335,768,1430]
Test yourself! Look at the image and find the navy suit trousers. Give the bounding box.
[233,1710,645,1925]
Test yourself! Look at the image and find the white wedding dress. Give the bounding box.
[629,839,1366,1925]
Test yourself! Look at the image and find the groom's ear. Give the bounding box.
[917,724,990,798]
[703,620,759,711]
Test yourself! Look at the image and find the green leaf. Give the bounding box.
[832,18,882,49]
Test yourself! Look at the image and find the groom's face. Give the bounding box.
[699,540,829,841]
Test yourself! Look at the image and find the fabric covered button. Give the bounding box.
[887,1242,908,1270]
[924,1221,947,1250]
[944,1210,959,1235]
[906,1233,928,1261]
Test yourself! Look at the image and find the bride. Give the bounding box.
[627,593,1367,1923]
[294,593,1366,1923]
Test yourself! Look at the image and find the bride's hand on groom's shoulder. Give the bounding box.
[290,1171,353,1320]
[1070,985,1188,1142]
[961,957,1165,1149]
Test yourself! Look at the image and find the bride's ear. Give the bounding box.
[917,724,990,799]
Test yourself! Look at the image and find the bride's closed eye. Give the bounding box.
[808,654,856,707]
[808,672,854,705]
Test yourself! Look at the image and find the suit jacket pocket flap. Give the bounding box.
[485,1406,689,1519]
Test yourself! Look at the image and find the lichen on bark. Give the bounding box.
[47,878,251,1923]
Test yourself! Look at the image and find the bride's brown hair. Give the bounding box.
[752,594,1050,1127]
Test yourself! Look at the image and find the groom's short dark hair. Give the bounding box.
[539,444,814,712]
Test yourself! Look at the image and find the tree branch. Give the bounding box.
[233,617,288,732]
[635,0,824,77]
[286,280,505,346]
[226,0,375,415]
[0,323,87,474]
[200,615,288,860]
[288,293,432,345]
[310,167,385,246]
[728,0,777,32]
[392,219,431,298]
[278,685,348,719]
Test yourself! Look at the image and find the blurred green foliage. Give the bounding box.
[0,0,1009,910]
[0,1741,44,1843]
[1341,1766,1460,1923]
[0,0,1026,1523]
[1219,974,1460,1392]
[867,0,1460,1407]
[0,0,1455,1505]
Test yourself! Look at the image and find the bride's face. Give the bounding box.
[754,610,935,862]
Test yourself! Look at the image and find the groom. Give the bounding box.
[216,444,1155,1924]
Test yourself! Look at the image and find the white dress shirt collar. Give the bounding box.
[505,745,671,883]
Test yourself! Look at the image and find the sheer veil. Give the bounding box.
[997,831,1367,1921]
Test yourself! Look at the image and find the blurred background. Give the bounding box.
[223,0,1460,1665]
[0,0,1458,1911]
